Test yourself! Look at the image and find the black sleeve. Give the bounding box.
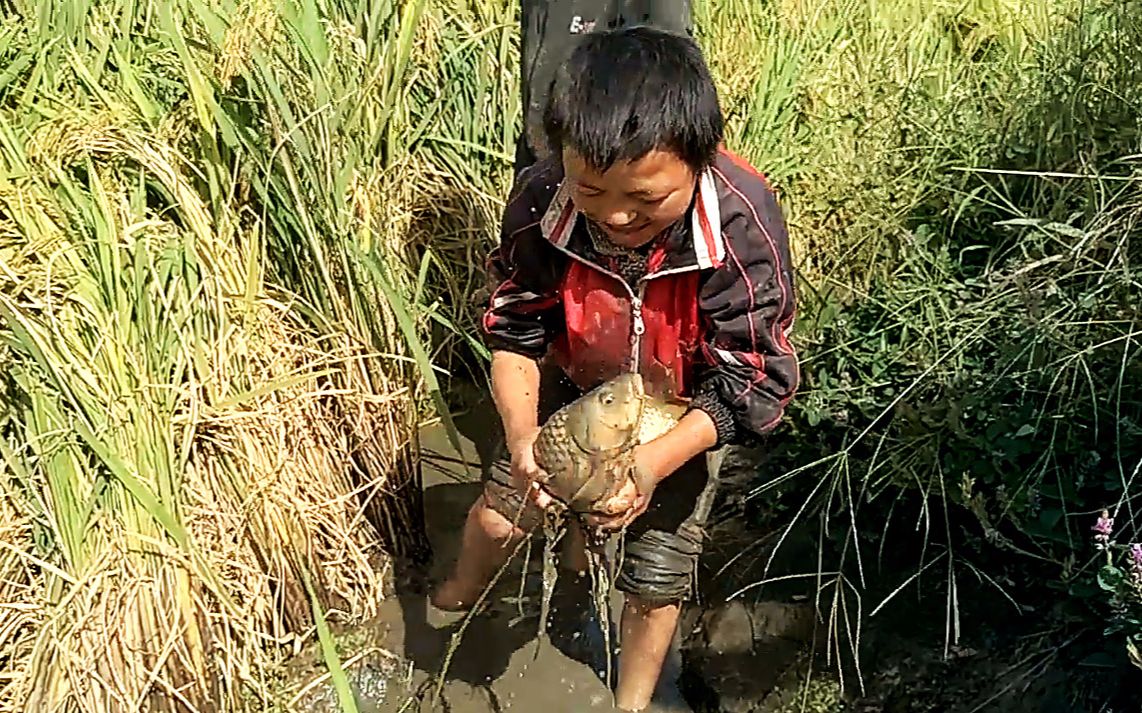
[688,183,799,447]
[480,164,567,359]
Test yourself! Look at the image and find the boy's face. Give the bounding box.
[563,148,697,250]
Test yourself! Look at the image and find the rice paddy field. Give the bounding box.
[0,0,1139,711]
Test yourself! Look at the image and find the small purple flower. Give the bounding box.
[1093,510,1114,549]
[1094,511,1114,535]
[1130,544,1142,580]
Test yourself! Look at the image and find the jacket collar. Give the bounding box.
[540,170,725,273]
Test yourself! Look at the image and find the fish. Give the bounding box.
[532,372,685,514]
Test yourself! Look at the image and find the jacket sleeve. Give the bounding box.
[479,166,565,359]
[688,186,800,447]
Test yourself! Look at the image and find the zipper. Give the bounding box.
[545,243,641,362]
[547,241,705,374]
[629,266,705,371]
[630,286,647,369]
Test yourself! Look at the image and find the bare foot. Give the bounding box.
[429,578,480,612]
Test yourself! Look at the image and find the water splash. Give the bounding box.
[535,513,564,658]
[585,535,615,694]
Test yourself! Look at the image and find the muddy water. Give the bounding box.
[283,390,1124,713]
[282,396,832,713]
[304,410,697,712]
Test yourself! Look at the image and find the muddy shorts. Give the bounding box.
[482,363,722,605]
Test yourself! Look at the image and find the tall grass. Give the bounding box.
[697,0,1142,694]
[0,0,483,709]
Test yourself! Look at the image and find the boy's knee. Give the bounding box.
[479,481,542,536]
[616,524,704,604]
[471,496,519,541]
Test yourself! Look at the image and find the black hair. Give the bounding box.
[542,25,724,174]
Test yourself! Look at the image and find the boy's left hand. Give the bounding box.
[583,446,656,531]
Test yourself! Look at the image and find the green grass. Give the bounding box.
[696,0,1142,694]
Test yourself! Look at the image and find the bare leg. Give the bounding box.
[431,495,529,611]
[615,595,682,711]
[560,518,589,574]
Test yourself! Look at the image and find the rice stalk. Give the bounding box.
[0,1,439,709]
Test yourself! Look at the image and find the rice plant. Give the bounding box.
[0,1,453,709]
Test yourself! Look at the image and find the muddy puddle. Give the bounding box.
[283,409,712,708]
[274,397,1104,713]
[271,398,831,713]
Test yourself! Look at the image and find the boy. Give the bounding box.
[433,26,799,712]
[512,0,697,598]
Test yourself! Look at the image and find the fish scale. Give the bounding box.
[533,373,685,514]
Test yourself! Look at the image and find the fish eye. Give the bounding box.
[601,392,615,405]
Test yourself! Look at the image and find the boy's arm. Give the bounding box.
[480,164,566,489]
[687,180,800,448]
[489,350,542,456]
[629,409,717,488]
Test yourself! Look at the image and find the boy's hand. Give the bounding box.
[585,410,720,532]
[585,477,652,532]
[507,430,557,511]
[583,446,657,531]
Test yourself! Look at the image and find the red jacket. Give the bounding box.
[481,149,799,446]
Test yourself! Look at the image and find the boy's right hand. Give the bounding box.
[508,430,556,511]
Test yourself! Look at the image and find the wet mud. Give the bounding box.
[278,394,1106,713]
[278,393,829,713]
[364,415,700,712]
